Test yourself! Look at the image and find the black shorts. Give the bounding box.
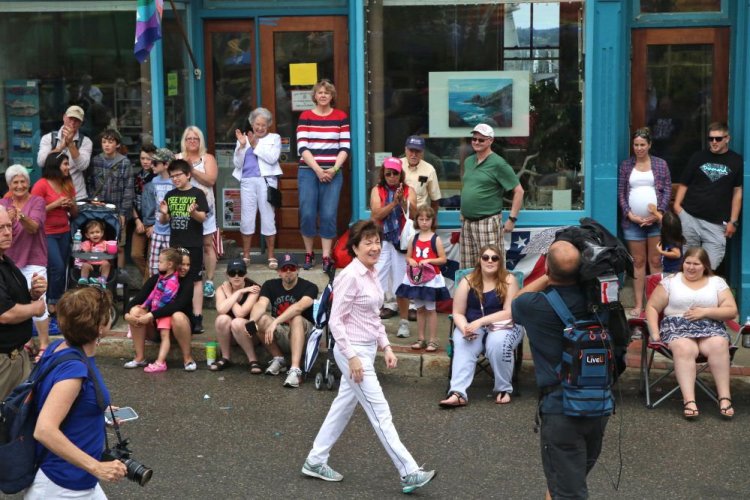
[174,245,203,282]
[539,413,608,499]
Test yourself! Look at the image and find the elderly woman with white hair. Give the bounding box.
[233,107,283,268]
[0,164,49,358]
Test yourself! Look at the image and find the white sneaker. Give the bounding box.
[123,359,148,369]
[265,357,287,376]
[284,367,302,388]
[184,361,197,372]
[396,319,410,338]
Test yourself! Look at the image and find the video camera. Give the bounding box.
[102,409,153,487]
[554,218,634,355]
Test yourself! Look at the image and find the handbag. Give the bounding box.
[399,201,416,251]
[407,263,437,285]
[264,177,282,209]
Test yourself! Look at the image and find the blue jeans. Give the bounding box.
[298,168,343,239]
[47,232,71,304]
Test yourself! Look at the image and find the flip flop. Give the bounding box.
[439,392,467,408]
[683,400,699,420]
[719,397,734,419]
[496,391,512,404]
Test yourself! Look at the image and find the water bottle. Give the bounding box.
[73,229,82,252]
[741,316,750,349]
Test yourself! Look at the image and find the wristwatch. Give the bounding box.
[18,212,25,221]
[508,216,518,223]
[731,220,739,228]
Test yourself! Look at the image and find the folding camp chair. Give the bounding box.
[629,273,741,408]
[447,269,525,395]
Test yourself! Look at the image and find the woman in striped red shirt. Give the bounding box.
[296,79,350,273]
[302,220,436,494]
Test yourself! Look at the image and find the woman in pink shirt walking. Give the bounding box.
[302,220,436,494]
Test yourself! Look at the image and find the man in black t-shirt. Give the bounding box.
[249,254,319,388]
[159,159,209,333]
[0,207,47,398]
[512,241,608,500]
[674,122,743,269]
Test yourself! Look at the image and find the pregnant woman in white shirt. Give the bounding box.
[618,127,672,317]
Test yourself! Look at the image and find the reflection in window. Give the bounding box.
[0,11,152,169]
[640,0,721,13]
[366,1,583,211]
[163,13,190,150]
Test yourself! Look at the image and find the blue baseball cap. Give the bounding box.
[405,135,425,151]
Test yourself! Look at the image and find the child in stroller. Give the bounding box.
[69,202,120,290]
[75,219,115,286]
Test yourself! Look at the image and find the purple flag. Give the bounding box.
[134,0,164,63]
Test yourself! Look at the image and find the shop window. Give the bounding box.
[163,14,191,150]
[640,0,721,13]
[0,10,153,172]
[365,1,584,212]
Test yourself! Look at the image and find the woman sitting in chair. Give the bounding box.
[439,244,523,407]
[645,247,738,420]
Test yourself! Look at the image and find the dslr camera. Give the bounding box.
[102,437,153,486]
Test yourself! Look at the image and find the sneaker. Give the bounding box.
[203,280,216,298]
[401,468,436,494]
[397,319,411,338]
[265,357,287,376]
[77,278,88,286]
[184,361,197,372]
[322,256,334,273]
[192,314,204,334]
[89,277,101,286]
[144,361,167,373]
[123,359,148,369]
[97,276,107,287]
[284,367,302,388]
[301,459,343,482]
[303,252,315,270]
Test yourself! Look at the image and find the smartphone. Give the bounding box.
[104,407,138,424]
[245,320,258,335]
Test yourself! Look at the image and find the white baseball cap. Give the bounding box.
[472,123,494,138]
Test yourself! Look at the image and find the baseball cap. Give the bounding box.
[382,157,403,173]
[226,258,247,274]
[279,253,299,269]
[405,135,425,151]
[472,123,494,138]
[151,147,175,164]
[65,105,85,122]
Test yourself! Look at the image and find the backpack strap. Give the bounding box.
[34,341,106,411]
[430,233,438,254]
[542,289,577,328]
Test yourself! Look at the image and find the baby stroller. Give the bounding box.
[66,201,121,325]
[304,271,340,391]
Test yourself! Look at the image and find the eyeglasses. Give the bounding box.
[227,270,247,278]
[169,172,186,179]
[481,254,501,262]
[384,170,400,177]
[708,135,727,142]
[471,137,488,143]
[185,137,200,142]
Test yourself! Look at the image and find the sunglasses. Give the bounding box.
[280,265,297,273]
[708,136,727,142]
[175,247,190,256]
[481,254,501,262]
[384,170,400,177]
[471,137,488,143]
[227,270,247,277]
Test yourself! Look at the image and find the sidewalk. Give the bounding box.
[95,255,750,378]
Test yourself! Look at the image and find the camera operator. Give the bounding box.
[511,240,609,499]
[25,287,126,499]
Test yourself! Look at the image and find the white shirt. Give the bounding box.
[37,128,93,200]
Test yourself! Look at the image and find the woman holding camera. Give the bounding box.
[211,258,262,372]
[26,287,126,499]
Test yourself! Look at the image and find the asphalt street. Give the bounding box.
[7,360,750,500]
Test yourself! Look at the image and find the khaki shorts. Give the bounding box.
[272,317,314,353]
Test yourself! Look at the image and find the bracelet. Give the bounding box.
[508,216,517,223]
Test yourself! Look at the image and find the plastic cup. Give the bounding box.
[106,240,118,254]
[206,342,217,367]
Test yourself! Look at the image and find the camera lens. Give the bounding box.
[123,458,153,486]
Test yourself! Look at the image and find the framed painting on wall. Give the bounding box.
[428,71,530,138]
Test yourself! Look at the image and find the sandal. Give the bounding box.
[425,341,439,353]
[439,391,467,408]
[268,258,278,270]
[209,358,232,372]
[683,400,699,420]
[249,360,263,375]
[719,397,734,419]
[496,391,512,404]
[411,340,427,350]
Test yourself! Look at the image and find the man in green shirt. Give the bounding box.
[459,123,524,268]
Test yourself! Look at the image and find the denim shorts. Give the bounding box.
[622,223,660,241]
